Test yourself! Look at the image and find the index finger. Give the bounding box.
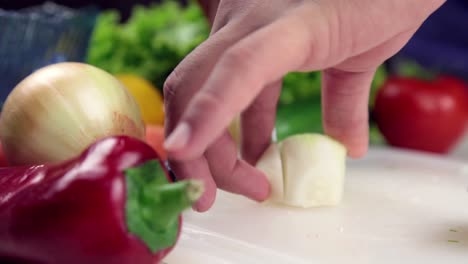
[164,5,328,160]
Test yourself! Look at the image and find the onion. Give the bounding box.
[0,62,145,165]
[256,133,347,208]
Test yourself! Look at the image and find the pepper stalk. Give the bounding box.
[125,160,203,252]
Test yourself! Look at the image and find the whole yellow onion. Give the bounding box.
[0,62,145,165]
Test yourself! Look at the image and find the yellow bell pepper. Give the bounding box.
[116,74,165,125]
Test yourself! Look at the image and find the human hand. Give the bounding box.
[163,0,446,211]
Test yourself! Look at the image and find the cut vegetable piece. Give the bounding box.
[280,134,346,208]
[255,143,283,203]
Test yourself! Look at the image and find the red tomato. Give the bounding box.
[374,76,468,154]
[145,125,167,160]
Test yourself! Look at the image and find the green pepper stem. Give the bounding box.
[125,160,204,253]
[143,180,203,229]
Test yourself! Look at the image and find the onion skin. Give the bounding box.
[0,63,145,166]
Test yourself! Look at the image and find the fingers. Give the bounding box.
[163,27,243,212]
[321,68,377,158]
[321,28,420,158]
[205,132,270,201]
[163,29,231,133]
[165,6,325,160]
[164,21,270,210]
[241,81,282,165]
[169,157,217,212]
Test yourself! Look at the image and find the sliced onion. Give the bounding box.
[256,133,347,208]
[0,62,145,165]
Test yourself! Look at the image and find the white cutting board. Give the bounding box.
[165,147,468,264]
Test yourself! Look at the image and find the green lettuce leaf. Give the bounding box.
[86,0,209,89]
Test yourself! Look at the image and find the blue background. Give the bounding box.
[395,0,468,79]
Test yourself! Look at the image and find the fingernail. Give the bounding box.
[164,122,191,151]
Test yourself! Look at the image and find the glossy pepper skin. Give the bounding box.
[0,136,190,264]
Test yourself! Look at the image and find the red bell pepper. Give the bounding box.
[0,135,203,264]
[0,141,8,167]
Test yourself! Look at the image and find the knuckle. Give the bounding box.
[163,68,182,103]
[211,166,235,191]
[221,45,256,71]
[163,68,187,130]
[323,109,368,134]
[193,91,225,115]
[324,69,374,97]
[246,100,275,115]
